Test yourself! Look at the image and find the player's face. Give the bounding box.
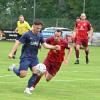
[80,14,86,20]
[19,16,24,23]
[32,25,42,34]
[67,36,72,42]
[54,32,61,42]
[76,18,80,22]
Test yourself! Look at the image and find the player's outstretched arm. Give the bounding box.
[8,40,21,59]
[42,42,60,50]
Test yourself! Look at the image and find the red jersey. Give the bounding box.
[75,20,91,39]
[45,36,69,62]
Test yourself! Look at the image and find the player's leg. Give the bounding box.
[74,38,82,64]
[83,39,89,64]
[45,61,61,82]
[13,34,21,59]
[85,47,89,64]
[32,75,42,88]
[43,59,54,81]
[75,44,80,64]
[45,72,53,82]
[23,59,39,94]
[24,65,45,94]
[73,39,79,64]
[73,38,76,57]
[8,58,29,78]
[73,43,77,61]
[25,59,50,92]
[27,68,41,88]
[24,59,45,94]
[85,44,89,64]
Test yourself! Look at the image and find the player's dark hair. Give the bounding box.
[55,29,62,36]
[34,19,43,26]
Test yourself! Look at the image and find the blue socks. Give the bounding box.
[28,74,38,88]
[13,67,20,76]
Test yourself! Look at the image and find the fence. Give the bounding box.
[0,31,17,41]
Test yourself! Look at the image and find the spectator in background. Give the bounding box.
[13,15,31,59]
[0,30,5,40]
[0,30,5,37]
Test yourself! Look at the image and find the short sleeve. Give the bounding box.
[26,22,31,30]
[45,36,53,44]
[40,34,45,44]
[19,33,28,44]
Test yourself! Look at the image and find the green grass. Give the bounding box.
[0,41,100,100]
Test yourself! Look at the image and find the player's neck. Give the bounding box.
[81,19,86,21]
[20,21,24,23]
[32,29,39,35]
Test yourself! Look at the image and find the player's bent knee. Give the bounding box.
[19,71,27,78]
[19,74,27,78]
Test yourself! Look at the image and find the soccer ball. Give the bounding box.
[36,63,46,74]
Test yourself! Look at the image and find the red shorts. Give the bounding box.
[75,38,88,47]
[44,58,62,76]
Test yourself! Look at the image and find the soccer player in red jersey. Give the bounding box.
[44,29,72,81]
[74,13,93,64]
[28,29,72,92]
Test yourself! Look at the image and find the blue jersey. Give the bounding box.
[19,30,44,59]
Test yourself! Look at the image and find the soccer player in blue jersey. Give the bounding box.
[8,20,60,94]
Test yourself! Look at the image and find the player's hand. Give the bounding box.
[8,53,13,59]
[54,45,61,50]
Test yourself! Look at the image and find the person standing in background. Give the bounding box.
[13,15,31,59]
[73,13,93,64]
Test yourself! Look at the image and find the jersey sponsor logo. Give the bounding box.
[80,26,84,30]
[29,37,39,46]
[30,41,39,46]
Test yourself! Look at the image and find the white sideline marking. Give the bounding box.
[0,73,31,77]
[0,70,98,78]
[0,81,17,83]
[52,78,100,82]
[0,78,100,84]
[0,75,15,77]
[60,70,100,73]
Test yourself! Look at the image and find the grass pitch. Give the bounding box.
[0,41,100,100]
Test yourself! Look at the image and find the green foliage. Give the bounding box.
[0,0,100,31]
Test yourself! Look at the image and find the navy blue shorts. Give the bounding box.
[19,58,39,71]
[16,34,22,40]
